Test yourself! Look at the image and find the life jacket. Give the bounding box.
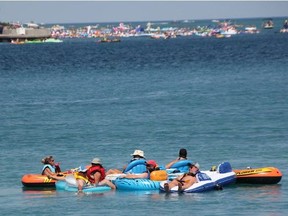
[86,165,106,183]
[42,164,55,175]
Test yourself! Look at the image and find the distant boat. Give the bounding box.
[44,38,63,43]
[263,19,274,29]
[97,37,121,43]
[25,22,40,28]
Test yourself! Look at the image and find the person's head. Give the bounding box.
[188,162,200,174]
[41,156,55,165]
[91,158,102,166]
[131,150,145,159]
[146,160,157,171]
[178,148,187,159]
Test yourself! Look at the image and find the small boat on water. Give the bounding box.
[263,19,274,29]
[233,167,282,184]
[44,38,63,43]
[97,37,121,43]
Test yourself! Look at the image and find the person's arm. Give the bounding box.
[43,167,64,180]
[182,177,197,190]
[165,158,179,169]
[123,172,148,179]
[92,172,102,185]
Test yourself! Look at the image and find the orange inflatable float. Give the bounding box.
[233,167,282,184]
[21,174,58,187]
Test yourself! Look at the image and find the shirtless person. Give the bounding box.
[164,163,200,192]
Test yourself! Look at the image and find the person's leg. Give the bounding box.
[77,179,85,192]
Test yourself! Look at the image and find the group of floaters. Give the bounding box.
[21,149,283,194]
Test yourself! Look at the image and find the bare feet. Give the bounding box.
[164,183,170,192]
[178,183,183,192]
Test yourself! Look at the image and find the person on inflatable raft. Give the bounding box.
[120,160,159,179]
[75,158,116,193]
[41,155,65,181]
[106,149,146,175]
[165,148,188,169]
[164,162,200,192]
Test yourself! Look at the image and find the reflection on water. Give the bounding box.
[22,187,57,198]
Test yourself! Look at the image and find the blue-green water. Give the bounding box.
[0,18,287,216]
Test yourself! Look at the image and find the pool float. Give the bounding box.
[55,181,111,193]
[55,175,111,193]
[114,170,168,190]
[160,172,216,193]
[105,159,150,181]
[202,162,236,186]
[160,162,236,193]
[169,160,193,173]
[124,159,147,174]
[233,167,282,184]
[21,174,58,187]
[21,166,83,187]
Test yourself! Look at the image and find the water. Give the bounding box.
[0,18,287,215]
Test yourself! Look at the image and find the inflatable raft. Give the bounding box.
[22,174,57,187]
[114,170,168,190]
[233,167,282,184]
[114,178,162,190]
[160,162,236,193]
[55,175,111,193]
[55,181,111,193]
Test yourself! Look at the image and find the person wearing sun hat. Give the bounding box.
[106,149,146,175]
[130,149,145,160]
[75,157,116,193]
[163,162,200,193]
[120,159,159,179]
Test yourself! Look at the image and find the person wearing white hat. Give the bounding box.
[163,162,200,193]
[130,150,145,159]
[75,157,116,193]
[120,160,159,179]
[106,149,146,175]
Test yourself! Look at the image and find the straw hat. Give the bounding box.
[131,150,145,158]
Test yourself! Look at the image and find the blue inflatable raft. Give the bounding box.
[114,178,162,190]
[56,181,111,193]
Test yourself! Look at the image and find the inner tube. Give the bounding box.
[124,159,146,174]
[170,160,193,173]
